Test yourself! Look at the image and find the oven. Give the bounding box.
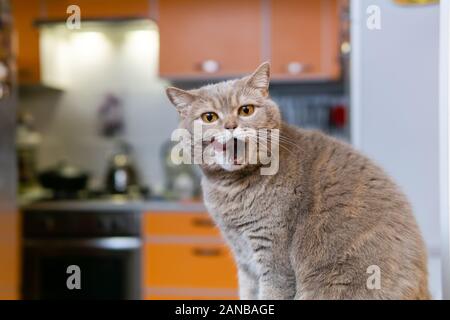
[22,205,142,300]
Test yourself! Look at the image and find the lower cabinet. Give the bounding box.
[0,213,19,299]
[142,212,238,300]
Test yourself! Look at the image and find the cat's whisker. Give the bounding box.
[246,136,296,157]
[277,136,303,148]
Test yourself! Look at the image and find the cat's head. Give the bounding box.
[166,62,281,173]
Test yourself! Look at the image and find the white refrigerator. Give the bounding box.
[350,0,443,298]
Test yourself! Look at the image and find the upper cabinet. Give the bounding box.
[12,0,342,85]
[270,0,341,80]
[11,0,41,85]
[159,0,263,79]
[11,0,152,85]
[43,0,150,20]
[159,0,342,81]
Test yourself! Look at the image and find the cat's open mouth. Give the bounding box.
[211,137,243,165]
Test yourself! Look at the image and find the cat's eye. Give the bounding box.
[238,105,255,117]
[201,112,219,123]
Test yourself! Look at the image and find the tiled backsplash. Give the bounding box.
[273,93,349,141]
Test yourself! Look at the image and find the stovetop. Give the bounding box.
[22,206,141,238]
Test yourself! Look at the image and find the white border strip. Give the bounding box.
[439,0,450,300]
[350,0,362,149]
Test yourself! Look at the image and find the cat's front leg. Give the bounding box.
[258,273,296,300]
[238,268,259,300]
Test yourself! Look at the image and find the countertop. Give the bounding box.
[21,200,207,213]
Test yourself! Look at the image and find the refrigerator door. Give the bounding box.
[351,0,441,298]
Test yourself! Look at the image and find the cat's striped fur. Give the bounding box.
[166,62,430,299]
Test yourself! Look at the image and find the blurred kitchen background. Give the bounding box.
[0,0,443,300]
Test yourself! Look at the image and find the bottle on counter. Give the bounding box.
[16,112,41,193]
[105,140,144,198]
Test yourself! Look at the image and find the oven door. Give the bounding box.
[23,237,142,300]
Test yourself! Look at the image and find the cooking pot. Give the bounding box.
[39,161,89,199]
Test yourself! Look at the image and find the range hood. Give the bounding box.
[37,19,157,90]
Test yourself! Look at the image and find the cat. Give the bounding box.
[166,62,430,300]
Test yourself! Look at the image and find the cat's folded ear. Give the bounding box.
[166,87,197,116]
[246,61,271,97]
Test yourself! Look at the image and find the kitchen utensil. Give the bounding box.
[105,141,140,195]
[39,161,89,199]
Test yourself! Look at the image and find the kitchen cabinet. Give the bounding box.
[143,212,221,237]
[271,0,341,80]
[13,0,342,84]
[145,243,237,289]
[159,0,342,81]
[159,0,263,79]
[11,0,41,84]
[0,214,19,299]
[43,0,150,20]
[11,0,152,85]
[147,293,237,300]
[142,211,238,300]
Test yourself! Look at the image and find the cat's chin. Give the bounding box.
[200,161,256,175]
[207,154,249,172]
[218,162,247,172]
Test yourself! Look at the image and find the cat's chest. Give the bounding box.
[203,180,269,227]
[203,182,277,249]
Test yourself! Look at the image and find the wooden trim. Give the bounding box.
[39,0,48,19]
[144,235,224,245]
[320,0,331,75]
[149,0,159,22]
[34,16,151,26]
[261,0,271,62]
[0,286,19,300]
[162,73,339,83]
[144,287,238,297]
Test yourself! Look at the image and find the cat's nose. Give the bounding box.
[224,121,238,130]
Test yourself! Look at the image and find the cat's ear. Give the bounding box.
[166,87,197,116]
[246,62,271,97]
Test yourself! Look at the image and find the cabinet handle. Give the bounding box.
[191,217,215,228]
[192,247,222,257]
[286,62,311,75]
[199,60,220,74]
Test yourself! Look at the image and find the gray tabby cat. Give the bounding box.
[166,62,429,300]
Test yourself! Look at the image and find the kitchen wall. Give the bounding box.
[19,21,179,194]
[20,19,349,196]
[350,0,440,298]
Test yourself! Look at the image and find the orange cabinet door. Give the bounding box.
[144,242,238,290]
[159,0,263,79]
[270,0,341,80]
[0,213,20,300]
[145,293,238,300]
[43,0,151,20]
[11,0,41,84]
[143,212,220,237]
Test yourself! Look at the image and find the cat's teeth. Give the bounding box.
[212,140,226,152]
